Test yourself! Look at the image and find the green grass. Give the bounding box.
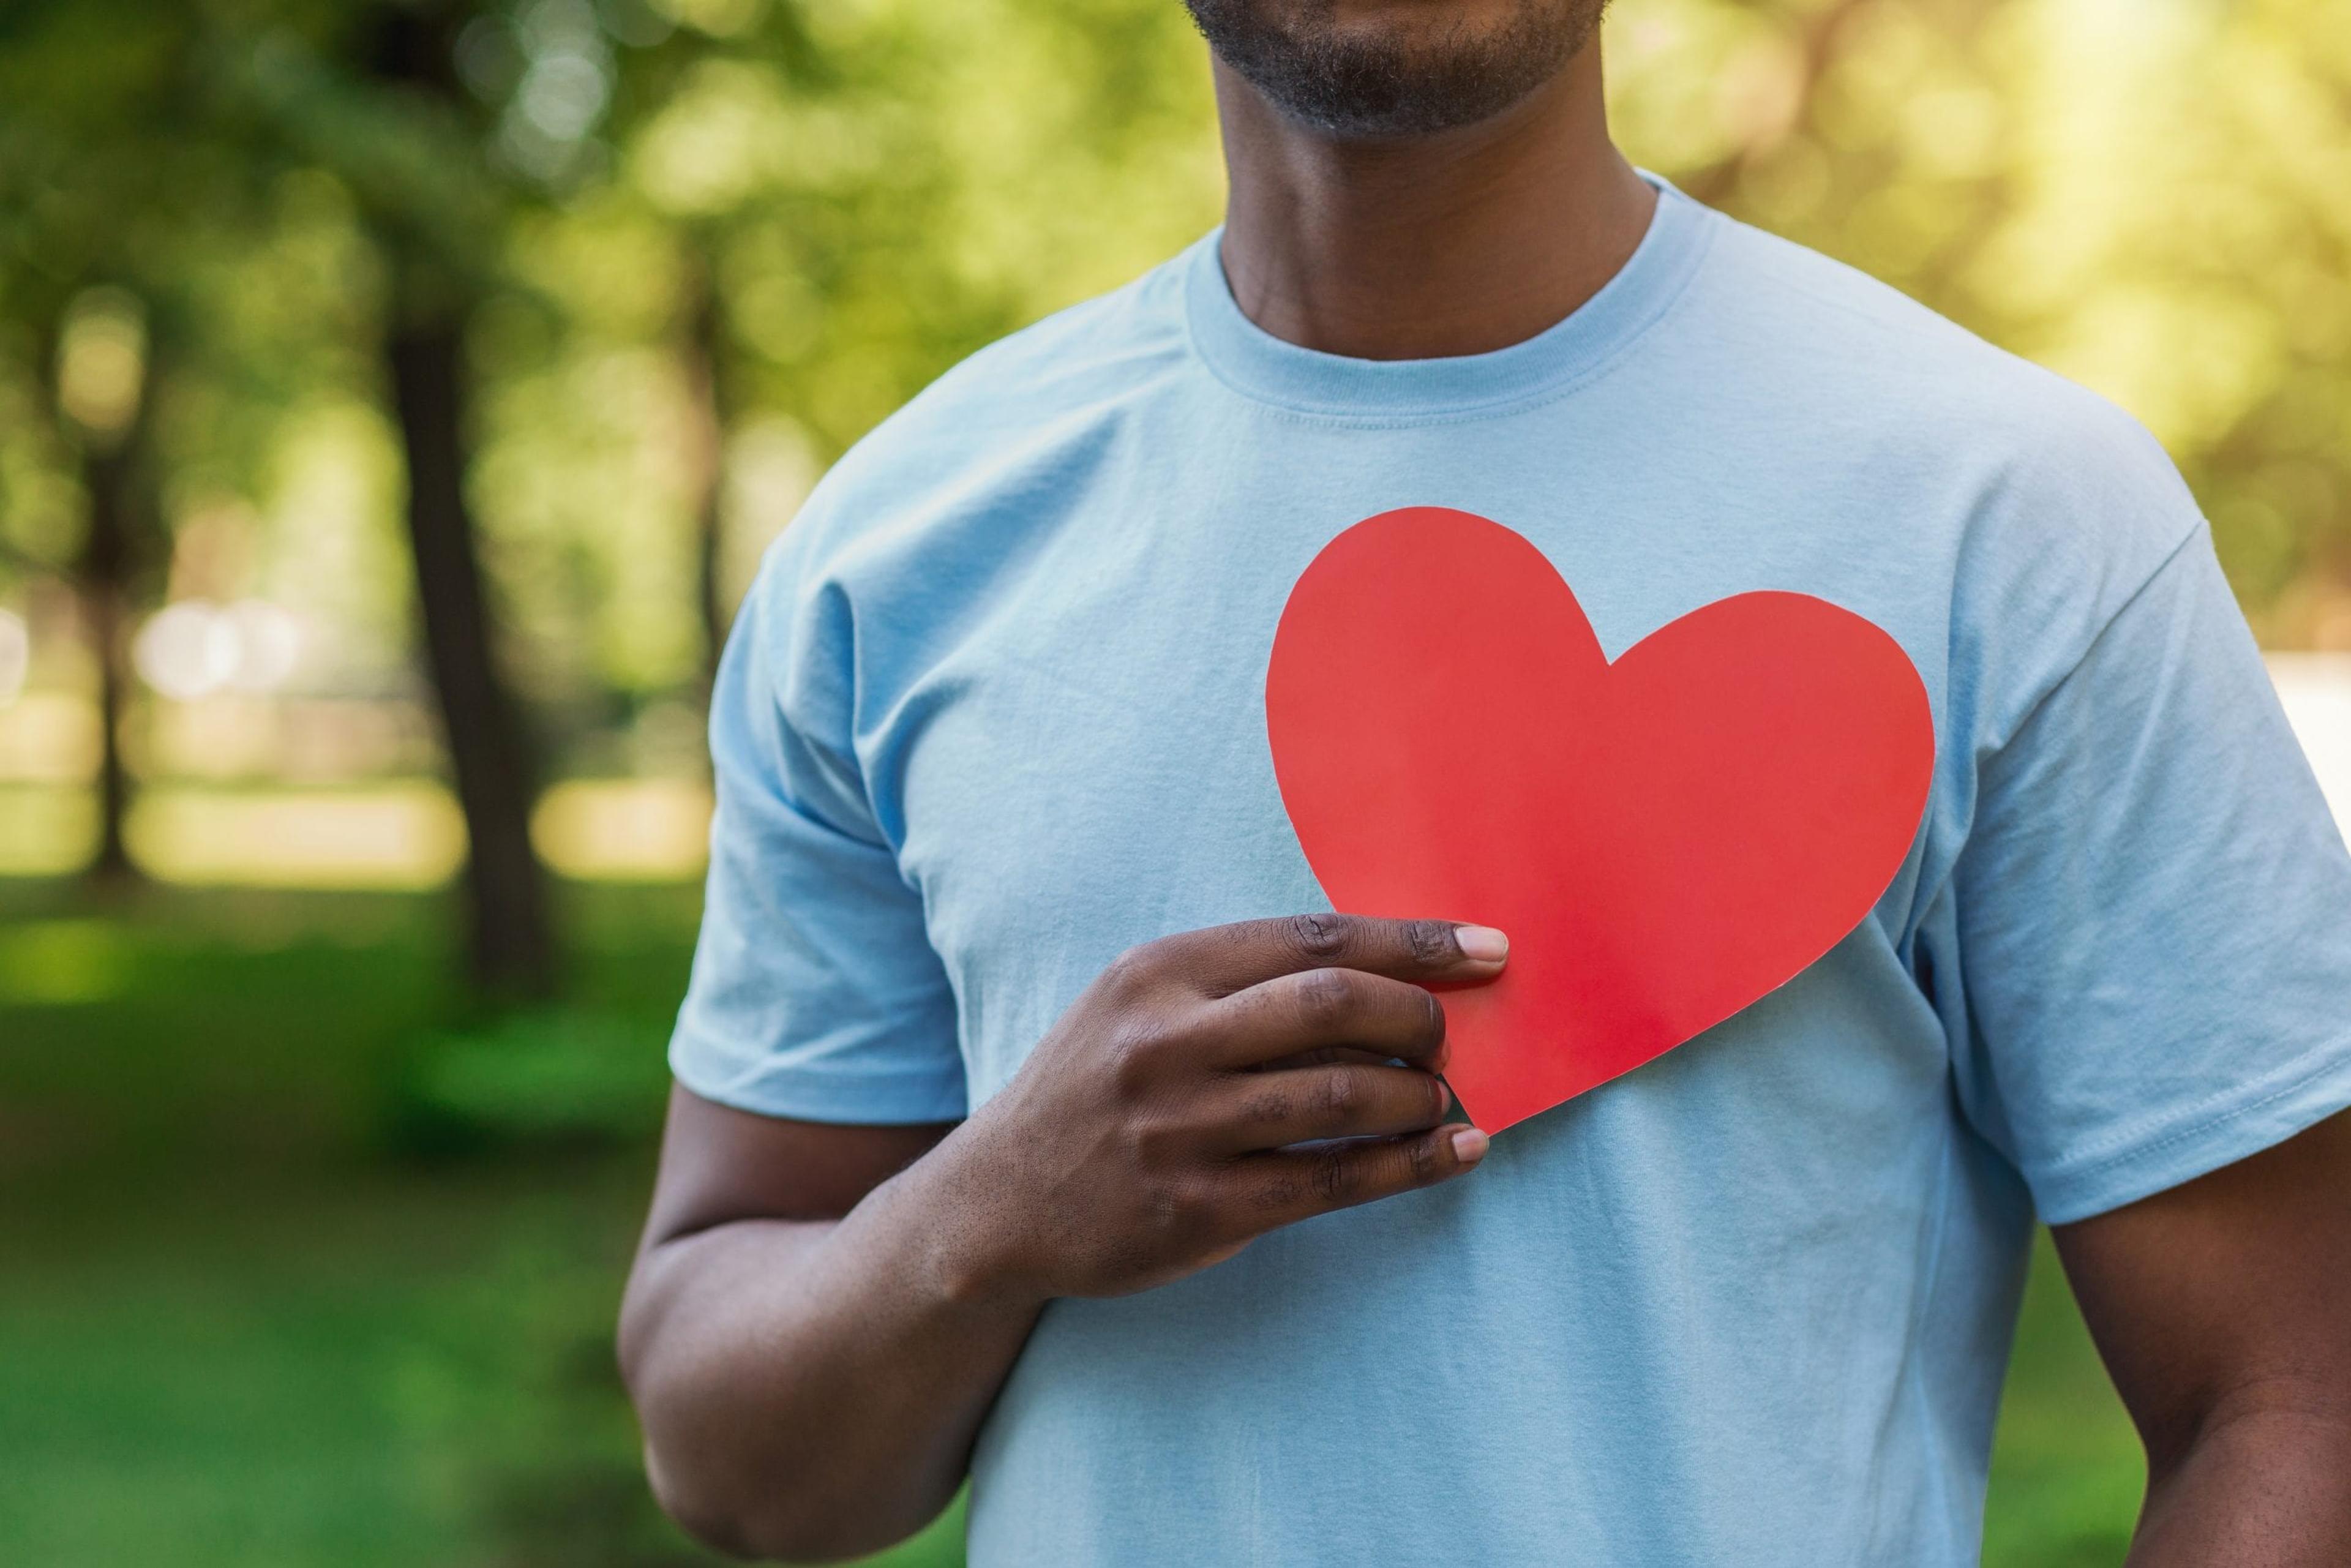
[0,882,2140,1566]
[1984,1232,2146,1565]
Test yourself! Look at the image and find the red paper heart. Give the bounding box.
[1265,507,1934,1133]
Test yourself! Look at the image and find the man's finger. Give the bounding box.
[1205,967,1449,1070]
[1175,912,1508,996]
[1203,1062,1452,1152]
[1255,1045,1401,1072]
[1235,1122,1490,1228]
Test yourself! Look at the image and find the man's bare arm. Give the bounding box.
[618,913,1504,1562]
[2055,1108,2351,1566]
[619,1101,986,1559]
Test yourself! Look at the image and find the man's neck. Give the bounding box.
[1213,42,1656,362]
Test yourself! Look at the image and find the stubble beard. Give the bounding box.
[1182,0,1610,139]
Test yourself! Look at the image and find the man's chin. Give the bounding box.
[1185,0,1605,140]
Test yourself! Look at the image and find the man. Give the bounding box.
[620,2,2351,1562]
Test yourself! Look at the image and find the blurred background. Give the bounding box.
[1,0,2345,1563]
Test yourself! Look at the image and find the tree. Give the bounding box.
[0,1,228,890]
[225,0,837,992]
[370,2,558,997]
[218,0,564,994]
[53,291,157,885]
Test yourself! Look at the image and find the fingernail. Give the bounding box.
[1453,926,1509,962]
[1431,1075,1451,1112]
[1450,1128,1489,1165]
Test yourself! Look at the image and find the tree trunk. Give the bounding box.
[59,306,154,893]
[77,437,140,887]
[386,314,555,999]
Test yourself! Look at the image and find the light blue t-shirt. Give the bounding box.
[672,182,2351,1565]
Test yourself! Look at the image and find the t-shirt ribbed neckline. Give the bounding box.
[1182,174,1714,421]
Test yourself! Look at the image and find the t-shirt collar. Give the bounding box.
[1183,173,1713,420]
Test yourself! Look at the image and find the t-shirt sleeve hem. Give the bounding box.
[2030,1041,2351,1225]
[668,1032,970,1126]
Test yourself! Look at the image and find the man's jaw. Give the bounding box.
[1183,0,1608,141]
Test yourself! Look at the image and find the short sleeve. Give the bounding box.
[1950,528,2351,1223]
[667,550,968,1124]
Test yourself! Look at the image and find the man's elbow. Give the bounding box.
[643,1450,769,1561]
[641,1439,938,1564]
[2151,1373,2351,1484]
[618,1279,831,1559]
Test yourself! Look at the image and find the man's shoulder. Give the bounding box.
[912,250,1198,419]
[1686,205,2199,568]
[787,248,1198,553]
[1664,203,2213,713]
[1693,210,2178,482]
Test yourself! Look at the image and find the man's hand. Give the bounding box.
[929,913,1504,1302]
[620,912,1504,1561]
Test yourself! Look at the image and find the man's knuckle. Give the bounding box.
[1123,1109,1187,1166]
[1403,918,1456,966]
[1319,1067,1359,1120]
[1142,1171,1215,1231]
[1173,1174,1231,1236]
[1099,943,1159,998]
[1413,985,1447,1043]
[1141,1180,1185,1233]
[1239,1087,1292,1127]
[1294,967,1354,1031]
[1251,1174,1302,1214]
[1104,1018,1173,1092]
[1288,912,1351,962]
[1311,1146,1354,1203]
[1404,1134,1439,1185]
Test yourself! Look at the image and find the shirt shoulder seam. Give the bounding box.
[1986,516,2211,756]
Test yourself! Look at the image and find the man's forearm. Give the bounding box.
[623,918,1499,1558]
[2126,1401,2351,1566]
[620,1139,1044,1562]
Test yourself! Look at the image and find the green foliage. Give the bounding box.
[0,0,1226,700]
[391,1005,673,1154]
